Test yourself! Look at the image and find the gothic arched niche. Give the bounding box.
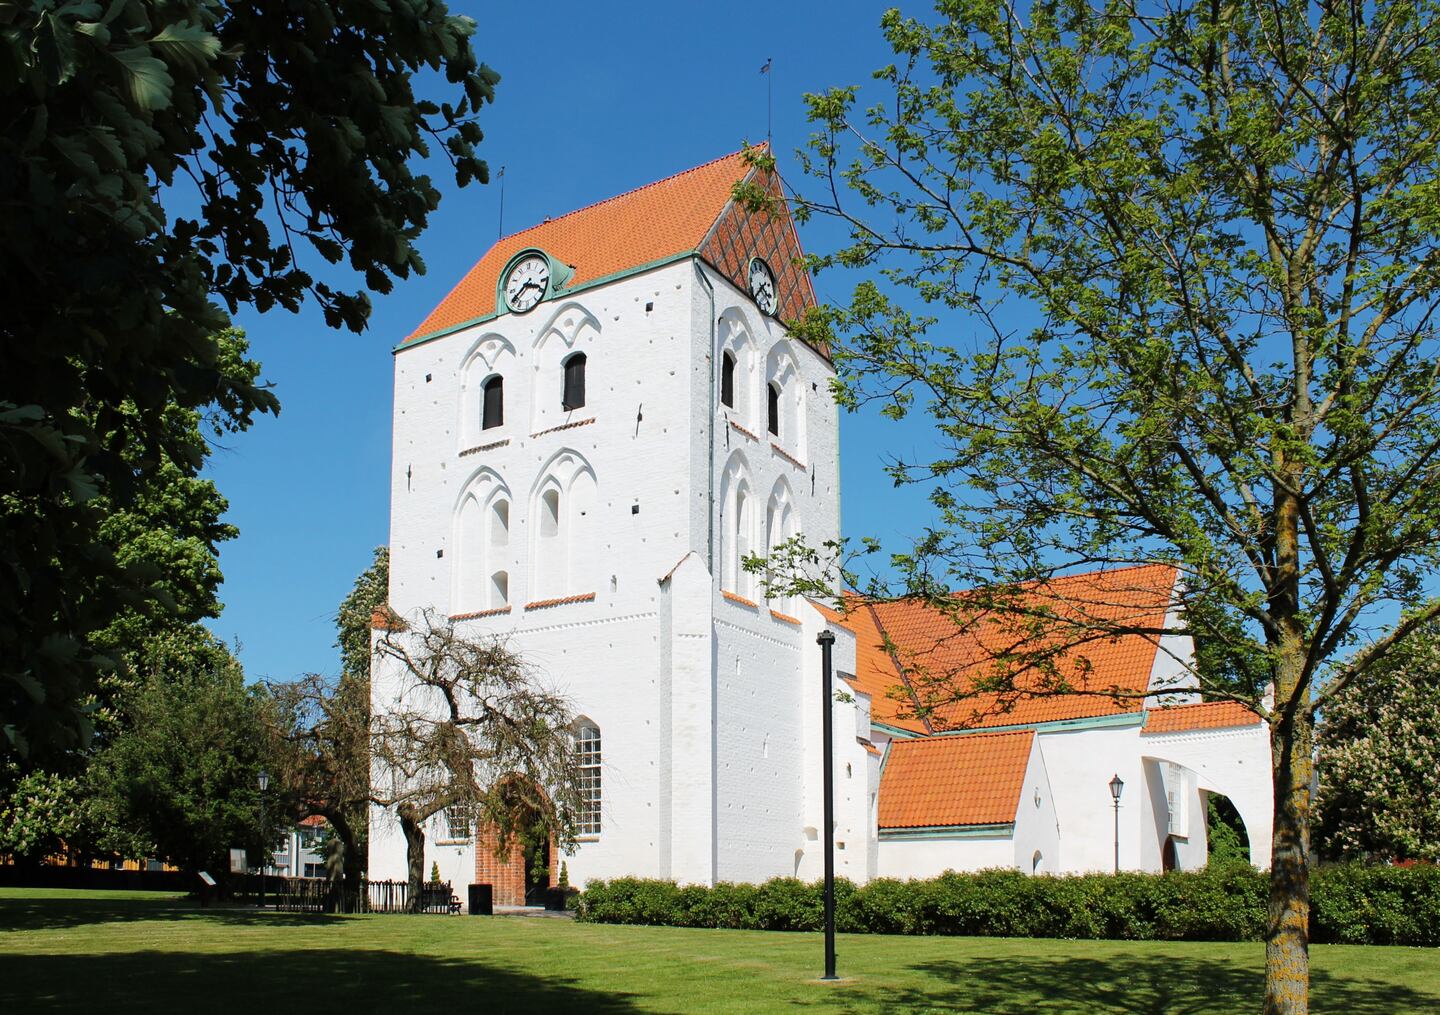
[531,302,601,433]
[528,447,599,600]
[717,309,757,428]
[457,333,516,450]
[764,339,804,456]
[765,476,798,612]
[452,467,513,613]
[719,450,756,597]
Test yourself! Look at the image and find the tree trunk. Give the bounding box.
[398,806,425,913]
[1265,479,1312,1014]
[324,809,364,913]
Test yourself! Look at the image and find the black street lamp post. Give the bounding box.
[817,629,838,981]
[258,768,270,909]
[1108,773,1124,874]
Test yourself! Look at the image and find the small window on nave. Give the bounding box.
[767,381,781,437]
[721,351,736,409]
[562,352,587,411]
[482,375,504,430]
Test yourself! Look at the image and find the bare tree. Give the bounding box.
[371,610,581,909]
[264,672,371,909]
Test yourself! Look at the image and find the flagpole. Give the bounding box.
[497,165,506,240]
[761,58,773,145]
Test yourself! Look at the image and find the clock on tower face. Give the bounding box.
[504,254,551,313]
[748,257,778,315]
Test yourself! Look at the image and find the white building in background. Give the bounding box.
[368,149,1273,903]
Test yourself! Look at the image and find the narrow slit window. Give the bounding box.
[721,352,735,409]
[482,375,504,430]
[562,353,587,411]
[767,382,780,437]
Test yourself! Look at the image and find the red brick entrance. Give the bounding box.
[473,823,558,906]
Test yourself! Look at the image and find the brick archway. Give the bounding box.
[473,823,558,906]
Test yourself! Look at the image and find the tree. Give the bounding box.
[1,1,497,759]
[372,611,581,910]
[0,327,264,861]
[1316,623,1440,862]
[263,547,387,907]
[87,627,268,873]
[756,2,1440,1011]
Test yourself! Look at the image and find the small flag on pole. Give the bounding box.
[760,58,772,74]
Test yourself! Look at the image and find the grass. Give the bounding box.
[1,889,1436,1013]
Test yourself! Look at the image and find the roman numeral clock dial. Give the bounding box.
[504,254,551,313]
[748,257,778,316]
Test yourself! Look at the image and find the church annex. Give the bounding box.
[367,149,1272,904]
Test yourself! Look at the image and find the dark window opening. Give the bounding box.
[482,375,504,430]
[767,382,780,437]
[562,353,587,411]
[721,352,735,408]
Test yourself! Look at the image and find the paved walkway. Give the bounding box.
[490,904,574,919]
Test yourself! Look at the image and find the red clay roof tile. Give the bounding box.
[404,146,819,347]
[879,730,1035,828]
[1143,700,1262,733]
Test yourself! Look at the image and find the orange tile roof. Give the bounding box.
[878,730,1035,828]
[1143,700,1263,733]
[811,599,928,734]
[404,146,818,345]
[818,563,1178,733]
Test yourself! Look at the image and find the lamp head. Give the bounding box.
[1108,773,1124,802]
[258,769,270,793]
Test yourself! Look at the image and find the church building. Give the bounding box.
[367,149,1273,904]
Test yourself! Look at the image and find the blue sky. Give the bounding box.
[204,1,945,682]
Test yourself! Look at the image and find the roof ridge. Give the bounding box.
[899,728,1034,746]
[497,144,765,248]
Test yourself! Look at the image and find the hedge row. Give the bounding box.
[575,864,1440,946]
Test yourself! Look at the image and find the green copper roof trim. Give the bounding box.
[395,250,699,353]
[879,822,1016,840]
[928,710,1146,739]
[871,721,924,740]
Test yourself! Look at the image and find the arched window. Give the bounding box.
[1032,850,1045,874]
[482,375,504,430]
[576,721,602,836]
[767,381,780,436]
[721,351,736,409]
[732,485,753,596]
[490,570,509,609]
[562,352,587,411]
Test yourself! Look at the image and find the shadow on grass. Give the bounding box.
[0,947,644,1014]
[825,955,1437,1014]
[0,894,344,931]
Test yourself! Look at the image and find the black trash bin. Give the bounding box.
[543,887,566,912]
[468,883,493,916]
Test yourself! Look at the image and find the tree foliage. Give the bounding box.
[752,1,1440,1011]
[1316,623,1440,863]
[87,627,268,872]
[372,611,580,909]
[0,0,497,759]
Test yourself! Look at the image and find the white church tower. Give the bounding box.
[368,149,872,903]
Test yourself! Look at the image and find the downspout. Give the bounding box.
[694,258,717,572]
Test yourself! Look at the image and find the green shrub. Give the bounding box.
[576,863,1437,945]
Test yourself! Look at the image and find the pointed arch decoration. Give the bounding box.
[528,447,599,601]
[452,467,514,613]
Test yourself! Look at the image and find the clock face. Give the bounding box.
[748,257,778,315]
[504,254,550,313]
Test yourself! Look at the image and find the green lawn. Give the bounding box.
[0,889,1435,1013]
